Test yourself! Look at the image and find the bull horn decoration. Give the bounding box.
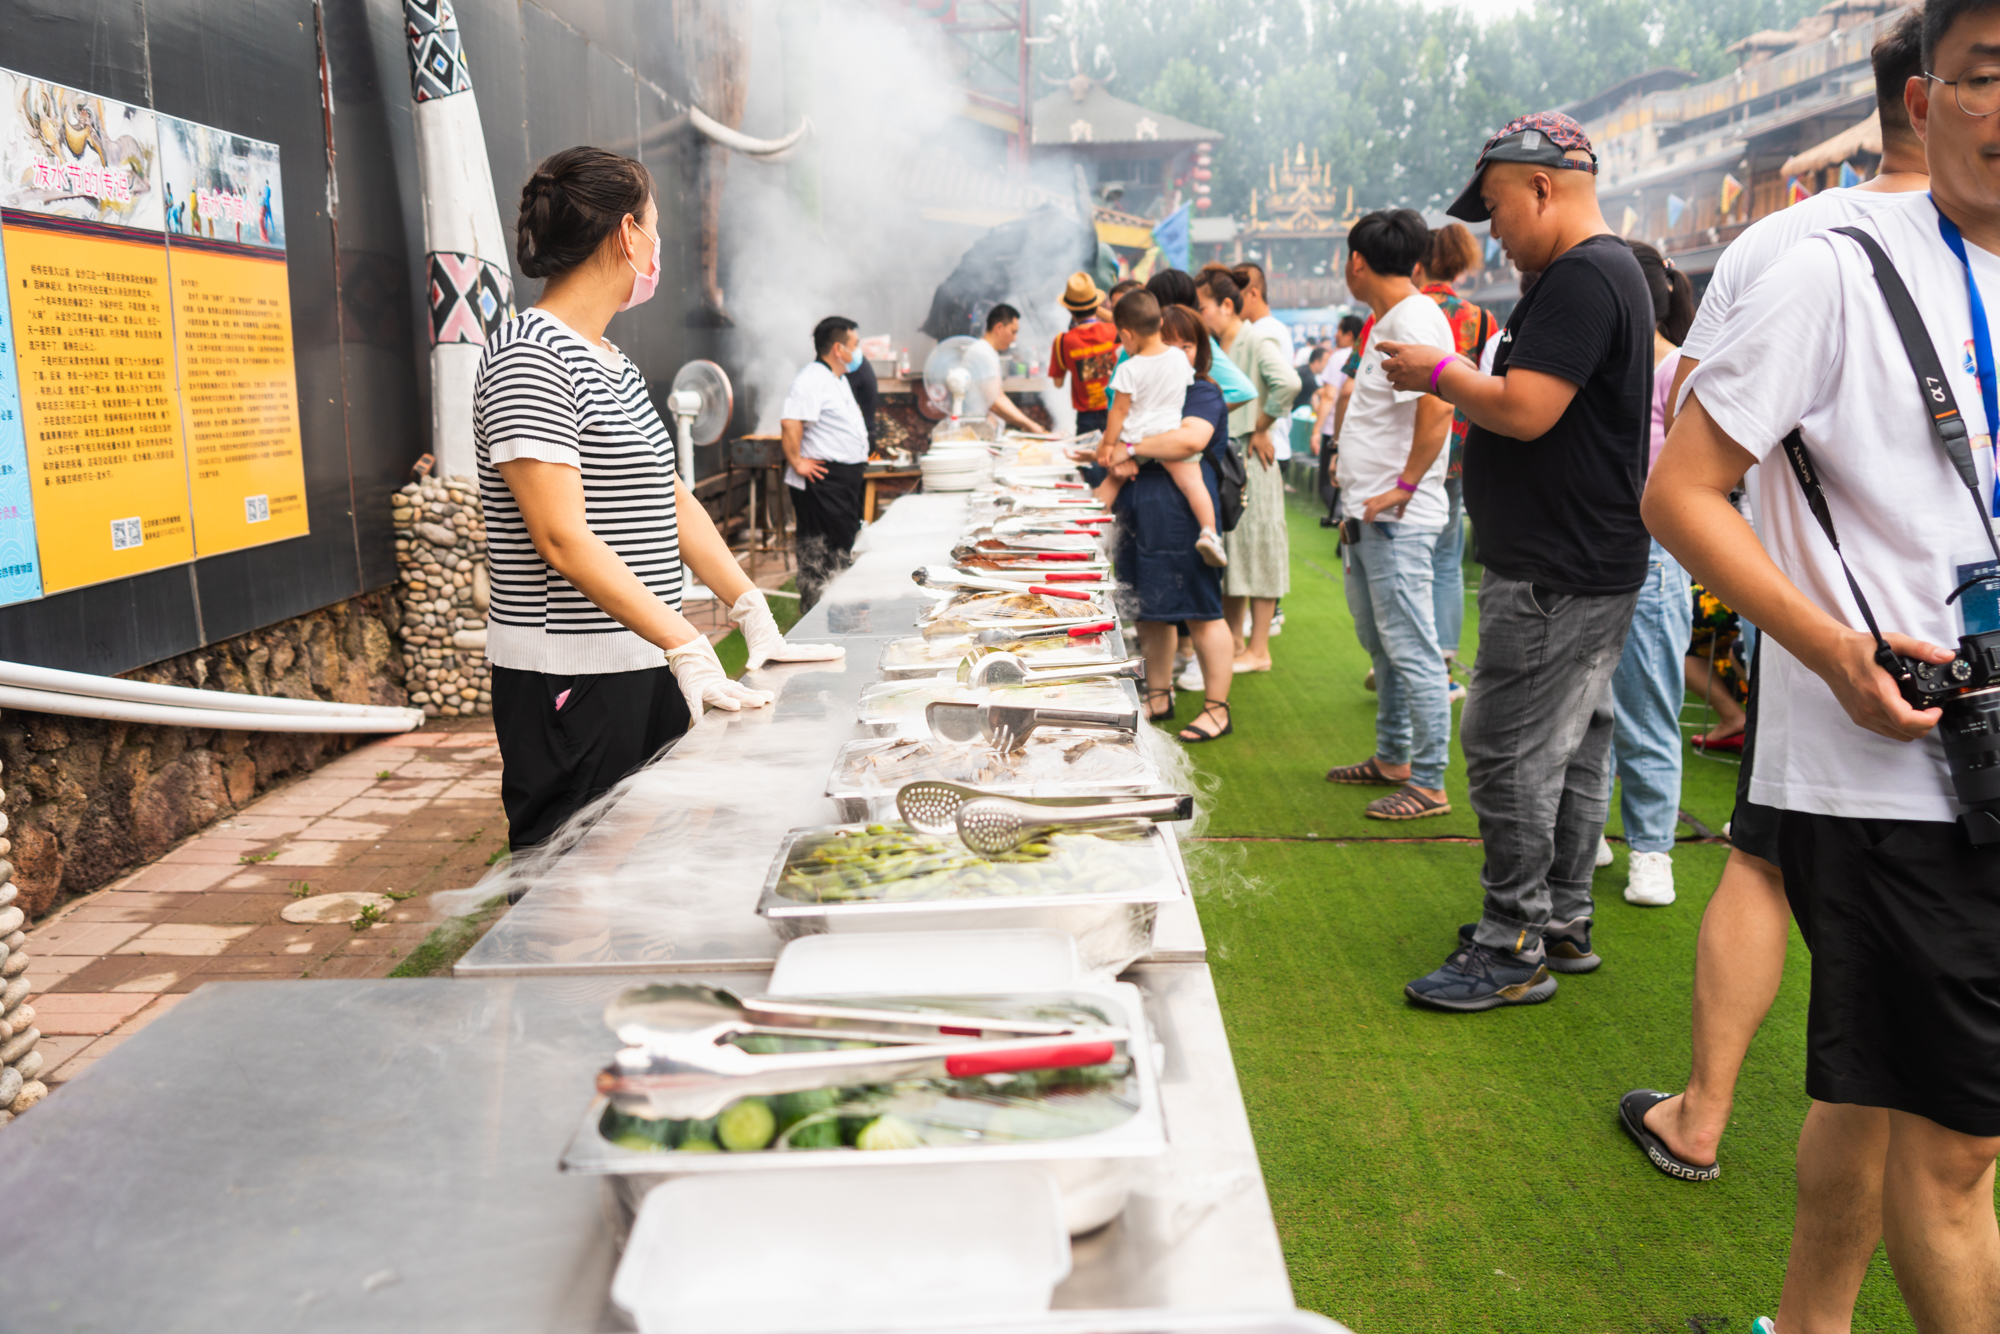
[687,105,814,160]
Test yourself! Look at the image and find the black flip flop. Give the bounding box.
[1619,1089,1720,1182]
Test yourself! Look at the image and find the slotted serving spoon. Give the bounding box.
[958,651,1145,688]
[896,781,1194,838]
[953,795,1184,856]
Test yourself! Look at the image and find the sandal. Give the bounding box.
[1618,1089,1721,1183]
[1177,699,1233,744]
[1365,784,1452,821]
[1144,686,1176,723]
[1692,730,1745,753]
[1325,757,1403,785]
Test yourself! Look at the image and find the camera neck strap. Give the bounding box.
[1773,224,2000,655]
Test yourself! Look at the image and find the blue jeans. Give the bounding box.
[1431,473,1465,655]
[1611,540,1693,853]
[1345,520,1451,790]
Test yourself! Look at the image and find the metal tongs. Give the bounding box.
[596,983,1129,1121]
[926,700,1140,751]
[954,650,1144,688]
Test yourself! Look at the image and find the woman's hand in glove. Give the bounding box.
[730,588,844,671]
[664,634,775,713]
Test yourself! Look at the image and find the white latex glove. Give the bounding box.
[665,634,775,714]
[730,588,845,672]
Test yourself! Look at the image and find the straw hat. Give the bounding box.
[1060,271,1103,313]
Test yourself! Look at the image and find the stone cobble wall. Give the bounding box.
[0,593,406,923]
[392,476,491,719]
[0,795,40,1124]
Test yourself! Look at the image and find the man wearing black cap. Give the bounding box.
[1378,111,1655,1012]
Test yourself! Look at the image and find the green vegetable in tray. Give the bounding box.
[855,1113,926,1151]
[773,823,1152,906]
[717,1097,777,1152]
[677,1139,721,1153]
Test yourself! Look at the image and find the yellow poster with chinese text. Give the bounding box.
[2,217,194,590]
[168,243,306,550]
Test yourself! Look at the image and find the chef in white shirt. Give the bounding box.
[781,315,872,609]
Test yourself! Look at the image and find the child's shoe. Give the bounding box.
[1195,527,1228,567]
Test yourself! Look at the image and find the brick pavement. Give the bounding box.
[17,722,508,1092]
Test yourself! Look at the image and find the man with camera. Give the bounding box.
[1647,0,2000,1320]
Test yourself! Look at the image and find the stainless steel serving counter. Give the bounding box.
[457,494,1207,979]
[0,967,1292,1332]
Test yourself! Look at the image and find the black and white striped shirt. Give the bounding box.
[474,309,682,674]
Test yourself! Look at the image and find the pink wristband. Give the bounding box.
[1394,477,1418,494]
[1428,356,1459,394]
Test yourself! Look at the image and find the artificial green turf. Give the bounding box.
[1175,499,1927,1326]
[1170,496,1741,840]
[1192,839,1919,1329]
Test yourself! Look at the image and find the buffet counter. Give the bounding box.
[0,969,1290,1331]
[0,487,1318,1332]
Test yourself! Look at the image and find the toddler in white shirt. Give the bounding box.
[1100,291,1226,566]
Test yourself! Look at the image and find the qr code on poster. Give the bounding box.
[110,516,142,550]
[245,494,270,523]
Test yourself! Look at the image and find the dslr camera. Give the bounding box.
[1877,632,2000,844]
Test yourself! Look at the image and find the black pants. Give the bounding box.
[1317,434,1338,519]
[1075,408,1108,435]
[491,663,691,854]
[790,460,865,611]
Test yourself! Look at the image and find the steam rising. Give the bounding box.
[720,3,1082,432]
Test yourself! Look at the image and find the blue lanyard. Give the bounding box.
[1935,203,2000,517]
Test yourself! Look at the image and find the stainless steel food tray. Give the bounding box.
[754,823,1188,977]
[559,982,1167,1237]
[856,676,1141,736]
[876,633,1125,680]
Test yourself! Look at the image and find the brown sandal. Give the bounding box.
[1365,784,1452,821]
[1325,757,1402,785]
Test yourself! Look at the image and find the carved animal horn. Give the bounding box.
[687,105,814,160]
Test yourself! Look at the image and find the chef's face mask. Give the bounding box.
[618,217,662,312]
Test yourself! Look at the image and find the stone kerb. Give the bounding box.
[0,756,48,1123]
[393,475,492,719]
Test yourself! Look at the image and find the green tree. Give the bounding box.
[1048,0,1827,213]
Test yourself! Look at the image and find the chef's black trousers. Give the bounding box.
[491,664,691,863]
[790,460,865,611]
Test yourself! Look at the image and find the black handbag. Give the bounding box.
[1213,441,1248,532]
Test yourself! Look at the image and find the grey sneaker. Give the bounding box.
[1544,916,1601,974]
[1406,940,1557,1012]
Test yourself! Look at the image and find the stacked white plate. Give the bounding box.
[921,445,990,492]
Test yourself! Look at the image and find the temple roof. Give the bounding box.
[1030,81,1222,148]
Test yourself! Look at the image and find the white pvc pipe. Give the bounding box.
[0,660,416,720]
[0,684,422,733]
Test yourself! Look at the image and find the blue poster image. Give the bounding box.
[0,215,41,607]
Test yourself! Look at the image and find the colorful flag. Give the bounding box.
[1840,162,1862,189]
[1720,173,1745,216]
[1666,194,1687,227]
[1620,205,1639,237]
[1150,203,1191,273]
[1786,176,1811,207]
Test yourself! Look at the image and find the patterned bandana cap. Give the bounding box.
[1447,110,1599,223]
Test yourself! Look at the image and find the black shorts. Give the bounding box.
[1777,809,2000,1136]
[1730,638,1781,864]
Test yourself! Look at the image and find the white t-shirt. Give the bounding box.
[1686,192,2000,822]
[1109,348,1195,445]
[1678,186,1921,529]
[780,360,870,489]
[1336,293,1456,532]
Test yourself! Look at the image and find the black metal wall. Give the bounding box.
[0,0,717,675]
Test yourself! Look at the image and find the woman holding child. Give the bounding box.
[1094,296,1238,744]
